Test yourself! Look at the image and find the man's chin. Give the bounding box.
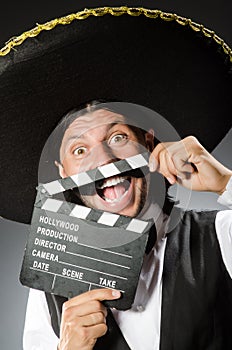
[90,196,135,215]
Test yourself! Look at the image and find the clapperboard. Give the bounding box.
[20,152,153,310]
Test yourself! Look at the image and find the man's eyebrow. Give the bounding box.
[105,121,126,132]
[65,135,83,143]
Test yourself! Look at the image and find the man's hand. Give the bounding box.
[149,136,232,194]
[58,289,121,350]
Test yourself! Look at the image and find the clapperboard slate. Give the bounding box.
[20,152,153,310]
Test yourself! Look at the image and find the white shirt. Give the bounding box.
[23,178,232,350]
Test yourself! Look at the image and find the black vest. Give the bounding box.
[46,210,232,349]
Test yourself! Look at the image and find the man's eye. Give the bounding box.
[109,134,128,144]
[73,146,87,156]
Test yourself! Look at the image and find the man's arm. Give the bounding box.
[149,136,232,280]
[149,135,232,194]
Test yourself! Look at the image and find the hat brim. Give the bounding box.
[1,7,232,223]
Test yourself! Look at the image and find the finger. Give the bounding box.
[169,140,197,174]
[63,300,107,319]
[61,323,107,349]
[82,323,108,340]
[158,149,177,185]
[77,311,106,327]
[149,153,159,172]
[151,142,174,160]
[63,288,121,310]
[159,148,195,184]
[172,154,196,175]
[164,152,179,184]
[175,172,194,190]
[149,143,167,172]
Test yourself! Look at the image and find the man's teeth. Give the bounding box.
[104,197,124,203]
[97,176,127,189]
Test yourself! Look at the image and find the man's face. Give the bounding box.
[59,109,153,217]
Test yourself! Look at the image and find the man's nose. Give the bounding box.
[89,142,117,168]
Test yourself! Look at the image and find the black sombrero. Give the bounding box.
[1,6,232,224]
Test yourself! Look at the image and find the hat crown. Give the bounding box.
[1,6,231,223]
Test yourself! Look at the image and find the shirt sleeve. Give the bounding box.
[215,176,232,279]
[217,176,232,209]
[23,289,59,350]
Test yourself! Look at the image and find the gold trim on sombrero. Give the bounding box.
[1,6,232,62]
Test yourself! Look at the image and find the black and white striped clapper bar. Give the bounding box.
[20,152,153,310]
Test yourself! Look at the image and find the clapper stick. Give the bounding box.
[41,152,149,195]
[20,152,154,310]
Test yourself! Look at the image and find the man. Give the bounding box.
[1,5,232,350]
[23,101,232,350]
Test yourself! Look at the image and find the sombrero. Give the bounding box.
[0,6,231,224]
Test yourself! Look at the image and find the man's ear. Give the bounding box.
[145,129,155,152]
[55,160,67,179]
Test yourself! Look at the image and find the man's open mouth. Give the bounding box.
[96,176,131,203]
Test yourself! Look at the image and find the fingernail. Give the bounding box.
[112,290,121,298]
[149,157,158,172]
[167,177,175,185]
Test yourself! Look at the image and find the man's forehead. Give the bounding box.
[65,109,126,137]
